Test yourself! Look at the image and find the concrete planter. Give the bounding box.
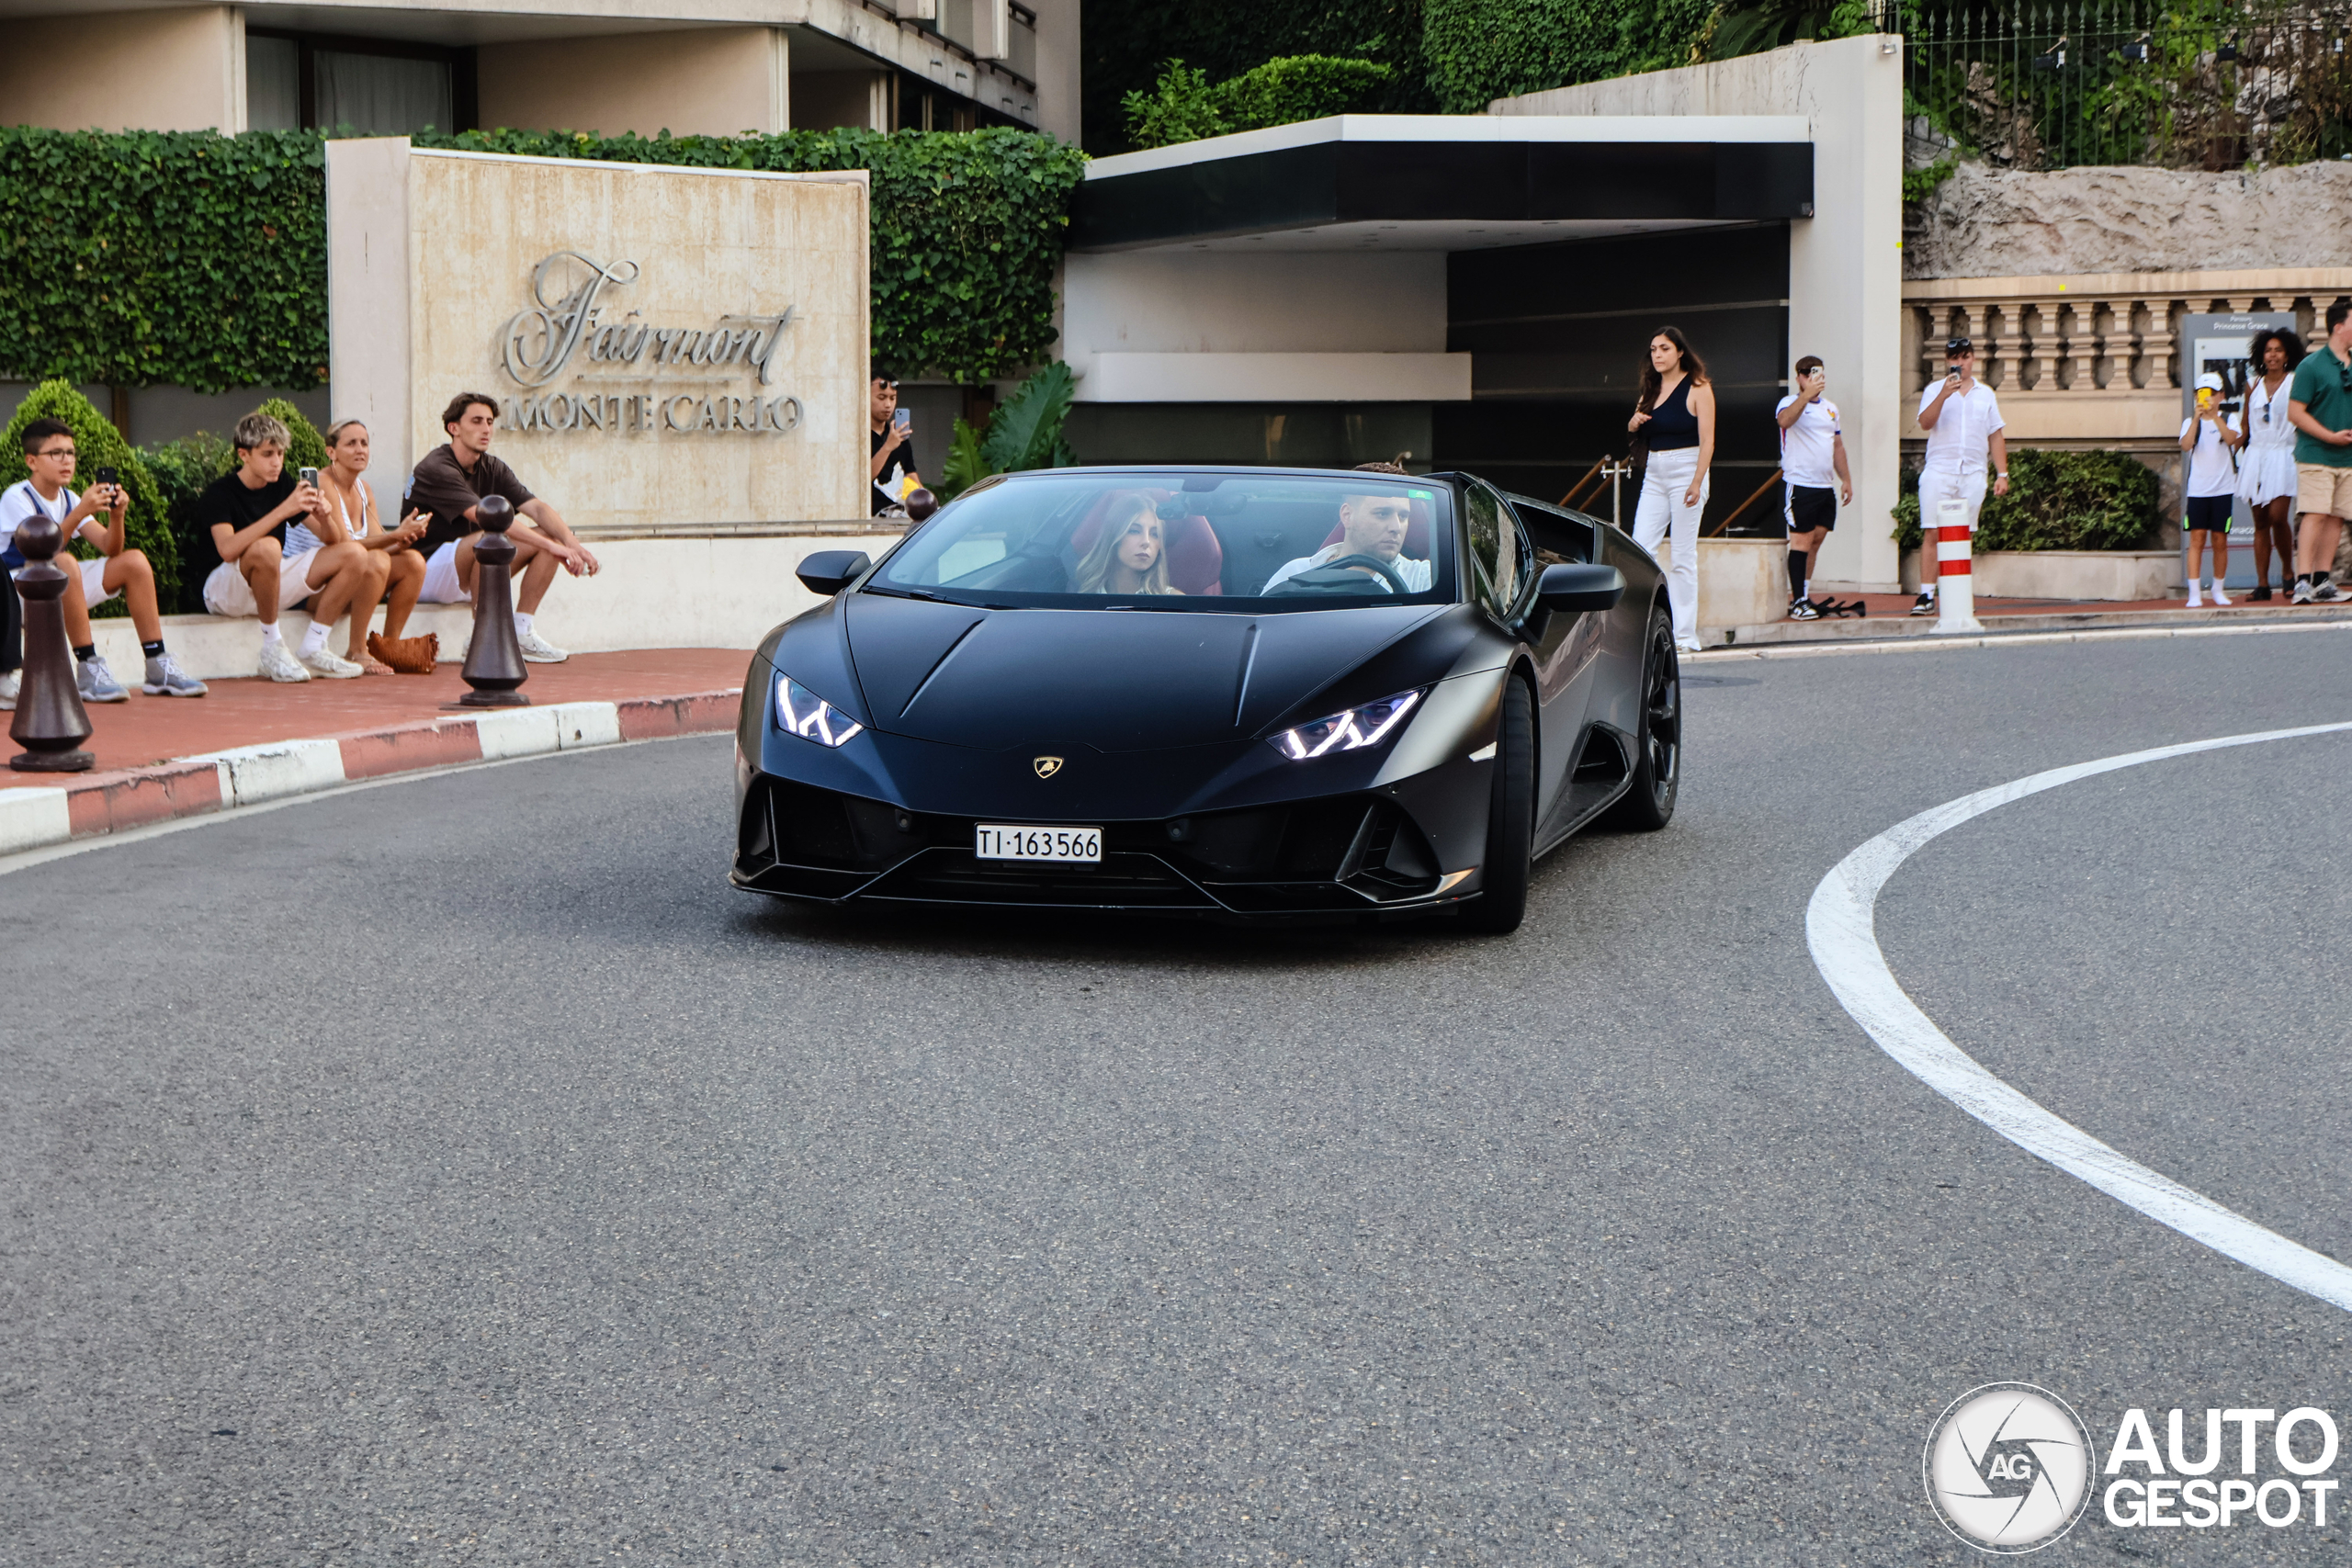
[1898,547,2181,600]
[1642,536,1789,637]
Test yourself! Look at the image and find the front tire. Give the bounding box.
[1605,605,1679,831]
[1462,676,1534,934]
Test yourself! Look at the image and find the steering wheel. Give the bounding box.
[1316,552,1411,595]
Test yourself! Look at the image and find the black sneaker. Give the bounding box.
[1909,592,1937,616]
[2251,584,2273,602]
[1788,598,1821,621]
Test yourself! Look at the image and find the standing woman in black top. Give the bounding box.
[1628,326,1714,651]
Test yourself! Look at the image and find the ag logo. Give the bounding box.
[1033,756,1064,779]
[1924,1383,2095,1553]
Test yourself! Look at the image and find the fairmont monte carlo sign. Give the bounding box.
[497,252,805,436]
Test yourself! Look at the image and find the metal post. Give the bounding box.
[7,513,95,772]
[457,494,531,708]
[1601,459,1632,529]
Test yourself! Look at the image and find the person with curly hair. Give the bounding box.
[2238,326,2303,600]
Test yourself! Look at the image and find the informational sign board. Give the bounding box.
[2180,311,2296,589]
[325,141,870,530]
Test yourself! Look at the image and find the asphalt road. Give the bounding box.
[6,627,2351,1566]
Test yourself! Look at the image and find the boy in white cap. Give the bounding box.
[2180,371,2244,607]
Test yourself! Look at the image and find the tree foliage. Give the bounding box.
[0,379,175,612]
[0,129,328,393]
[1421,0,1722,113]
[1124,55,1397,150]
[937,363,1078,501]
[418,128,1089,384]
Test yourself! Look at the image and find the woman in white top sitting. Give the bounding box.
[297,419,428,673]
[2236,328,2302,601]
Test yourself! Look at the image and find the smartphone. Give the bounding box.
[892,410,911,434]
[298,466,320,490]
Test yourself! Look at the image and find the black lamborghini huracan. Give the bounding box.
[730,466,1678,931]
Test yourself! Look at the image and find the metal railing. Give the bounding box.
[1888,0,2352,168]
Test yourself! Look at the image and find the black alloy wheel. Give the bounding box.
[1606,606,1680,830]
[1461,675,1535,934]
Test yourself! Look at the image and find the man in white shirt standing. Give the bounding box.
[1774,355,1852,619]
[1912,335,2011,616]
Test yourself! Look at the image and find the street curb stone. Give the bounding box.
[0,687,741,856]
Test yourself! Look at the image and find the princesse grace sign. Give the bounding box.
[326,142,870,530]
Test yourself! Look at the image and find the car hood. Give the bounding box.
[841,592,1448,751]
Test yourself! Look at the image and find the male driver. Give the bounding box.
[870,374,921,515]
[0,418,204,705]
[406,391,598,661]
[1910,335,2010,616]
[1774,355,1852,620]
[1261,478,1430,593]
[2286,299,2352,604]
[193,411,373,682]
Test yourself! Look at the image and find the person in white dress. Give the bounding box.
[2180,372,2244,607]
[2235,327,2302,601]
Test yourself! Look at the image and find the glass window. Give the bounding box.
[868,470,1455,611]
[1463,482,1529,613]
[316,51,452,135]
[246,36,300,130]
[1510,500,1598,569]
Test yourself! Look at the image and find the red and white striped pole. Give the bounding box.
[1933,500,1983,634]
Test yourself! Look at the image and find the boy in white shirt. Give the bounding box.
[0,417,204,707]
[1773,355,1852,619]
[2179,371,2245,607]
[1911,336,2011,615]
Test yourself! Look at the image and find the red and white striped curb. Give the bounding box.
[0,689,741,856]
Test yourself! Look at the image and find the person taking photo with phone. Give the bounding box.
[2286,299,2352,603]
[0,417,204,705]
[870,374,922,516]
[1911,335,2010,615]
[297,419,429,673]
[2180,372,2245,608]
[1627,327,1713,652]
[1774,355,1852,620]
[190,412,370,681]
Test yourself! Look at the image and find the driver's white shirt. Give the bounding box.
[1261,543,1431,594]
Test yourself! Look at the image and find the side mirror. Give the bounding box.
[1535,562,1624,613]
[796,549,871,596]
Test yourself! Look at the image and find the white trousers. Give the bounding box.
[1633,447,1708,647]
[1916,464,1988,594]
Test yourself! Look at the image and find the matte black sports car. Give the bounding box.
[730,466,1678,930]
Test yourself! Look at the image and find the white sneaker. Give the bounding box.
[514,625,570,663]
[298,645,364,680]
[0,668,17,711]
[258,640,312,682]
[2211,584,2232,606]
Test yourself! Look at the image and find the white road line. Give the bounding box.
[1805,720,2352,1314]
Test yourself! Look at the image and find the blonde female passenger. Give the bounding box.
[1073,494,1182,595]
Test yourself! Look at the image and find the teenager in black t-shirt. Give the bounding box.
[192,412,372,682]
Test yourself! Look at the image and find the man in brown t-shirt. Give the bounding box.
[405,390,600,661]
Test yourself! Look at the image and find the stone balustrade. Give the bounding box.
[1902,268,2352,447]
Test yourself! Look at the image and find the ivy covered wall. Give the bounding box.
[0,125,1088,396]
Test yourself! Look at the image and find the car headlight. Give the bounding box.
[1270,689,1421,761]
[775,672,865,747]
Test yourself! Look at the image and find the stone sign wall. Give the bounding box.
[327,141,868,532]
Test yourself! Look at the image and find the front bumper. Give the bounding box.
[729,772,1480,919]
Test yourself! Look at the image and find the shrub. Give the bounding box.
[0,380,174,615]
[1892,447,2162,553]
[1123,54,1396,149]
[1421,0,1720,115]
[255,397,328,474]
[141,431,234,612]
[937,363,1078,501]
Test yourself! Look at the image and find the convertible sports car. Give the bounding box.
[730,466,1679,931]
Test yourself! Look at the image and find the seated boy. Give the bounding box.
[192,412,376,682]
[0,417,204,701]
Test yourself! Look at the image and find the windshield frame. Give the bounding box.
[859,468,1460,614]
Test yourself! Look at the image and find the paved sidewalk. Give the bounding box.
[1718,592,2352,647]
[2,648,750,854]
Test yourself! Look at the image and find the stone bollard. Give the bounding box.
[7,513,95,772]
[905,488,939,524]
[458,494,531,708]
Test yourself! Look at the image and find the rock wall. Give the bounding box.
[1906,161,2352,280]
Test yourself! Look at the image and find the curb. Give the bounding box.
[0,689,741,856]
[1687,617,2352,663]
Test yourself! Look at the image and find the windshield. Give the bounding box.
[867,470,1455,611]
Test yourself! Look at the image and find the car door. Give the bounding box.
[1506,497,1617,839]
[1463,480,1576,824]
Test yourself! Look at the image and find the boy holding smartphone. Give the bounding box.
[869,374,922,515]
[1910,336,2010,615]
[0,417,204,705]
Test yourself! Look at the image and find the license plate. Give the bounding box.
[975,824,1102,862]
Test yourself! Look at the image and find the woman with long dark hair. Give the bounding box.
[2238,326,2302,600]
[1628,326,1713,651]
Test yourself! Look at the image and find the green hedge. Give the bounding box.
[0,129,328,393]
[1124,55,1396,150]
[415,128,1088,385]
[1422,0,1722,114]
[0,380,175,613]
[0,126,1087,392]
[1892,448,2163,554]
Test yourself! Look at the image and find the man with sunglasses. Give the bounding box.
[2287,299,2352,604]
[1910,336,2009,616]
